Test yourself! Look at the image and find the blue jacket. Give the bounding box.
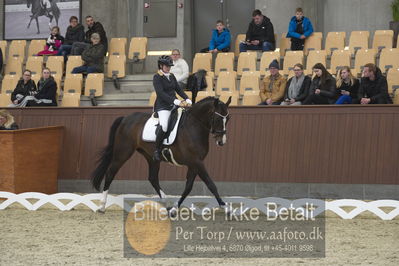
[286,16,314,39]
[209,28,231,50]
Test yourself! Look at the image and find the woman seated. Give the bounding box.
[0,109,18,130]
[303,63,337,105]
[37,26,64,56]
[281,63,311,105]
[335,66,360,104]
[71,33,104,74]
[26,68,58,107]
[9,70,38,107]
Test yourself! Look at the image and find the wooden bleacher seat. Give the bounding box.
[61,92,81,107]
[8,40,26,60]
[325,32,346,56]
[303,34,322,55]
[0,91,12,107]
[234,34,246,57]
[46,56,64,69]
[387,68,399,95]
[84,73,104,97]
[349,31,369,55]
[237,52,257,76]
[64,74,83,94]
[46,60,63,76]
[128,37,147,61]
[283,51,303,76]
[329,50,351,75]
[379,48,399,73]
[107,55,126,78]
[196,91,216,102]
[242,90,261,106]
[5,57,23,76]
[66,56,83,74]
[28,40,46,57]
[372,33,393,52]
[192,53,212,73]
[108,38,127,56]
[305,50,327,75]
[25,56,44,75]
[239,71,260,96]
[279,33,291,57]
[214,52,234,76]
[205,72,214,92]
[353,49,377,76]
[0,40,8,63]
[1,74,19,93]
[215,71,237,95]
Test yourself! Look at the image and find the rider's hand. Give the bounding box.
[185,99,192,106]
[173,99,181,106]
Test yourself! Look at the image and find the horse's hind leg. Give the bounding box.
[98,140,136,213]
[27,16,33,28]
[141,152,165,200]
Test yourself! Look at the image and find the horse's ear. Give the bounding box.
[226,96,232,107]
[214,98,219,107]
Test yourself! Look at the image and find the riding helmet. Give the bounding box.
[158,55,174,69]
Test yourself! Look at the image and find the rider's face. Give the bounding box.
[161,65,171,73]
[86,17,94,27]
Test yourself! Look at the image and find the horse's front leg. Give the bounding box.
[168,166,197,217]
[35,17,40,34]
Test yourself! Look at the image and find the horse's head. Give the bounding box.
[211,97,231,146]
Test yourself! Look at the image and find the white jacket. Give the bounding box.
[170,58,189,84]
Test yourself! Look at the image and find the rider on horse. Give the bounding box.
[153,55,192,161]
[40,0,53,20]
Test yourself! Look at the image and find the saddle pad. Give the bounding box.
[142,108,183,145]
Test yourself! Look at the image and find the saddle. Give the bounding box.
[142,107,185,145]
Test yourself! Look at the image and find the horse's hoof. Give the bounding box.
[168,206,178,218]
[96,208,105,214]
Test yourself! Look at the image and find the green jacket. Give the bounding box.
[82,43,105,72]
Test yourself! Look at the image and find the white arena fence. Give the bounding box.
[0,192,398,220]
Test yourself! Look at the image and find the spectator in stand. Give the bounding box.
[357,63,392,104]
[0,110,18,130]
[170,49,189,90]
[281,63,311,105]
[72,33,104,74]
[71,16,108,56]
[37,26,64,56]
[286,7,314,51]
[200,20,231,53]
[303,63,337,105]
[259,60,287,105]
[240,9,275,52]
[57,16,85,61]
[335,66,359,104]
[9,70,38,107]
[26,68,58,107]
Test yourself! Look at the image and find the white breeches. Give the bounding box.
[158,110,171,132]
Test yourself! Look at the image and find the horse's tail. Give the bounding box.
[91,116,124,191]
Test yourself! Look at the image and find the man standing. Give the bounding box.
[358,63,392,104]
[259,60,287,105]
[71,16,108,55]
[240,9,275,52]
[286,8,314,51]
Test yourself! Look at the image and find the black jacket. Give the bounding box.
[35,77,58,106]
[309,74,337,104]
[0,123,18,130]
[358,68,392,104]
[85,22,108,45]
[284,75,311,102]
[153,71,188,112]
[11,79,37,102]
[337,79,359,101]
[245,16,275,49]
[82,43,105,72]
[64,24,85,45]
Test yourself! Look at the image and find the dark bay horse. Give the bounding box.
[91,97,232,214]
[27,0,60,34]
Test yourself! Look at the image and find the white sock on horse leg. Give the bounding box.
[100,190,109,210]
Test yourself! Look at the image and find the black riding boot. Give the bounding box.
[153,129,166,161]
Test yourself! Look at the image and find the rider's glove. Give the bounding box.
[173,99,181,106]
[185,99,192,105]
